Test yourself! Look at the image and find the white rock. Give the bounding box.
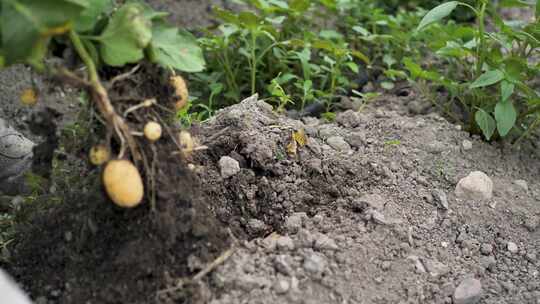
[455,171,493,201]
[0,269,32,304]
[276,235,295,251]
[462,140,473,151]
[313,233,339,251]
[453,278,483,304]
[507,242,518,253]
[219,156,240,178]
[285,214,303,234]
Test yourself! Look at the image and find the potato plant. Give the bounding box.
[0,0,206,207]
[407,0,539,141]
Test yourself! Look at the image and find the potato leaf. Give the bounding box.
[475,109,496,140]
[501,80,515,102]
[416,1,458,32]
[96,3,151,66]
[1,0,87,66]
[75,0,112,32]
[494,101,517,137]
[469,70,505,89]
[148,24,205,72]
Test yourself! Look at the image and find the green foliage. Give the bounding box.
[0,0,205,73]
[409,0,539,140]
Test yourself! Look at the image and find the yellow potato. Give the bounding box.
[102,160,144,208]
[144,121,162,142]
[170,75,188,111]
[89,144,110,166]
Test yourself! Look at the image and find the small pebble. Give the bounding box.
[219,156,240,178]
[462,140,473,151]
[303,253,327,275]
[326,136,351,152]
[453,277,483,304]
[273,279,290,294]
[480,244,493,255]
[455,171,493,201]
[507,242,518,254]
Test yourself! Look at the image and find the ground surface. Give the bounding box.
[0,1,539,303]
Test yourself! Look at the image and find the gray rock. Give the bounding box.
[296,229,315,248]
[274,255,293,276]
[313,233,339,251]
[285,214,303,234]
[455,171,493,201]
[479,256,497,272]
[453,278,483,304]
[335,110,360,128]
[407,255,426,273]
[326,136,351,152]
[480,243,493,255]
[524,216,539,232]
[276,235,295,251]
[507,242,518,254]
[426,141,446,154]
[235,274,271,292]
[423,258,449,278]
[0,269,32,304]
[513,179,528,192]
[354,193,385,211]
[346,132,366,148]
[432,189,449,210]
[247,219,267,235]
[273,279,290,294]
[219,156,240,178]
[306,158,323,174]
[462,140,473,151]
[303,253,327,275]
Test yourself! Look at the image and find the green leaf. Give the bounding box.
[494,101,517,137]
[148,24,205,72]
[75,0,112,32]
[537,0,539,19]
[501,80,515,102]
[1,0,87,65]
[97,3,151,66]
[469,70,505,89]
[416,1,458,32]
[475,109,496,140]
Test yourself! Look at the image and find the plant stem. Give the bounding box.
[475,1,487,78]
[250,32,257,95]
[514,115,540,146]
[69,30,98,84]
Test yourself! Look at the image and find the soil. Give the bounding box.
[0,1,539,304]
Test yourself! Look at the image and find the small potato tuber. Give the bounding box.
[170,75,188,111]
[144,121,162,142]
[89,144,111,165]
[102,159,144,208]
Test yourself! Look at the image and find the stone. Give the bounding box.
[480,243,493,255]
[247,219,267,235]
[276,236,295,251]
[462,140,473,151]
[354,193,385,211]
[432,189,449,210]
[524,216,539,232]
[235,274,271,292]
[219,156,240,178]
[507,242,518,254]
[274,255,293,275]
[273,279,290,294]
[296,229,315,248]
[407,255,426,273]
[453,278,483,304]
[303,253,327,275]
[0,270,32,304]
[313,233,339,251]
[326,136,351,152]
[455,171,493,201]
[285,214,303,234]
[335,110,360,128]
[423,258,450,278]
[513,180,528,192]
